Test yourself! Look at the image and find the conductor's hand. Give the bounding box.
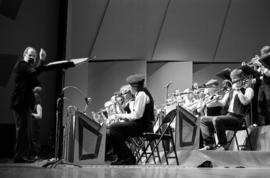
[39,48,47,61]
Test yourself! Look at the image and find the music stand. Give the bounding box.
[41,57,91,168]
[216,68,231,80]
[239,65,261,79]
[259,54,270,70]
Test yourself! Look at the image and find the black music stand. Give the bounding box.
[239,65,261,79]
[216,68,231,80]
[41,57,91,168]
[259,54,270,70]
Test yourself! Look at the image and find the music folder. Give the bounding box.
[40,57,91,72]
[259,54,270,70]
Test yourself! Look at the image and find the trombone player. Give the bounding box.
[200,69,254,150]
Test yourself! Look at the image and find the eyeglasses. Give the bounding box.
[122,91,130,95]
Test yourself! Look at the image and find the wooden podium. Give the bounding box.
[63,111,106,165]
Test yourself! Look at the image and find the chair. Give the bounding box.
[129,113,163,164]
[227,108,253,151]
[136,109,179,165]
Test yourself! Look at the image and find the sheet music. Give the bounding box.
[46,57,90,66]
[46,60,70,66]
[71,57,89,66]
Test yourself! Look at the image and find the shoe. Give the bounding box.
[214,144,226,151]
[14,157,36,163]
[199,144,215,151]
[111,156,137,165]
[105,154,118,162]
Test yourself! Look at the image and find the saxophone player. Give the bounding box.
[106,74,155,165]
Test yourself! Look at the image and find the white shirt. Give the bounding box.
[118,91,150,120]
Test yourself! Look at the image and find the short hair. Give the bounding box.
[23,46,36,57]
[230,69,244,81]
[120,85,131,94]
[260,45,270,56]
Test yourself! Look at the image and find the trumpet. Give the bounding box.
[242,55,264,74]
[230,76,256,90]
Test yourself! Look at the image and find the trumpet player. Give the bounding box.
[106,74,155,165]
[200,69,254,150]
[258,45,270,126]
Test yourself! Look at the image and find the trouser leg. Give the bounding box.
[13,108,32,159]
[109,121,143,160]
[200,116,216,145]
[213,114,241,146]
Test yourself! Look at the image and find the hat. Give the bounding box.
[230,69,244,81]
[126,74,145,86]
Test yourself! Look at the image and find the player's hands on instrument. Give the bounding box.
[106,114,120,126]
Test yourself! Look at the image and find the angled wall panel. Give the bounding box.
[147,61,192,108]
[66,0,109,59]
[215,0,270,62]
[153,0,230,61]
[193,63,240,86]
[91,0,169,60]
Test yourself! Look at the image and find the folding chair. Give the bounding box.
[130,111,164,164]
[227,107,253,151]
[137,109,179,165]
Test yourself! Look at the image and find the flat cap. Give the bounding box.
[126,74,145,85]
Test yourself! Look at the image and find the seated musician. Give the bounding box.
[119,85,135,114]
[198,80,230,117]
[200,69,254,150]
[106,74,155,165]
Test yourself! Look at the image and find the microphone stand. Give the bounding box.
[165,83,172,103]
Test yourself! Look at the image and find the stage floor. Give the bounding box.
[1,149,270,178]
[0,162,270,178]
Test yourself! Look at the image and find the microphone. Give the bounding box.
[84,97,92,105]
[164,81,173,88]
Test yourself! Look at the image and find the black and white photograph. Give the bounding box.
[0,0,270,178]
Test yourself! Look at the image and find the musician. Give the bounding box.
[258,45,270,125]
[106,74,155,165]
[200,69,254,150]
[11,47,46,162]
[31,86,43,160]
[119,85,135,113]
[201,79,231,117]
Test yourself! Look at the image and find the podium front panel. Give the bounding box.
[175,106,200,150]
[71,111,106,165]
